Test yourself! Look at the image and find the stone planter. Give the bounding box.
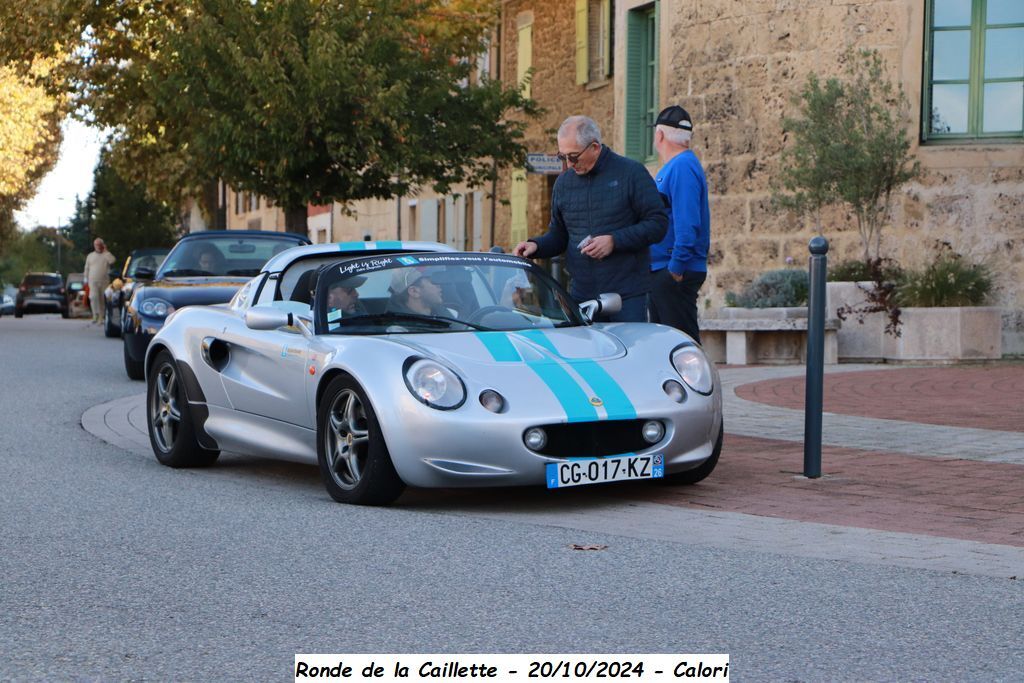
[826,282,1003,361]
[882,307,1003,361]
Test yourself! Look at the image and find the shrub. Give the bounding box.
[726,269,809,308]
[897,252,993,307]
[828,259,904,283]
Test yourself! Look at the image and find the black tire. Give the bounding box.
[147,350,219,467]
[60,305,69,319]
[124,337,145,380]
[663,421,723,485]
[104,305,120,337]
[317,375,405,505]
[14,307,23,318]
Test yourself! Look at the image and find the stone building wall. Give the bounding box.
[655,0,1024,324]
[495,0,616,249]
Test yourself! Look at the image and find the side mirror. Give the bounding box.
[245,306,293,330]
[134,267,156,280]
[579,293,622,322]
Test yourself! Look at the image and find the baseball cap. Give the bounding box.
[389,267,434,294]
[333,274,367,288]
[654,105,693,131]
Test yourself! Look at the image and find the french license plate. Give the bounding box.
[546,453,664,489]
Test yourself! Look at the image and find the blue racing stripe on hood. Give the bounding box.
[517,330,636,420]
[476,332,521,362]
[376,240,403,249]
[525,361,598,423]
[337,241,368,251]
[476,332,597,422]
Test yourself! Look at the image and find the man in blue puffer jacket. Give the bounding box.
[513,115,668,322]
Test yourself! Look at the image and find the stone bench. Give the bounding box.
[699,312,841,366]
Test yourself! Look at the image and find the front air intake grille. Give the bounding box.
[532,419,655,458]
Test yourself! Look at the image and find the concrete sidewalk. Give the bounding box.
[82,362,1024,578]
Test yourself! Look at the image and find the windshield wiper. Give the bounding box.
[226,268,260,276]
[337,311,491,331]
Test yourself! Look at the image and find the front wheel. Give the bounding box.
[317,375,405,505]
[147,350,219,467]
[124,336,145,380]
[662,421,723,485]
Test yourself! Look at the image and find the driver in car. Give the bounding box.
[326,275,368,316]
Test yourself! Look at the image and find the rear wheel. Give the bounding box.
[60,305,69,319]
[317,375,404,505]
[14,307,23,318]
[124,336,145,380]
[147,350,219,467]
[663,421,723,485]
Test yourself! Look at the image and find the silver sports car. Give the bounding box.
[145,242,723,505]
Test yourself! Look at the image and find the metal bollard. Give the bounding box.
[803,236,829,478]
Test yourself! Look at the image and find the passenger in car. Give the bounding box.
[386,269,457,318]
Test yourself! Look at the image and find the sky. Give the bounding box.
[14,117,105,230]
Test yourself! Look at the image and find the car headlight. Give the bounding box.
[140,298,175,318]
[671,343,713,395]
[404,358,466,410]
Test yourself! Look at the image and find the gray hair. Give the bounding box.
[657,124,692,145]
[558,115,602,147]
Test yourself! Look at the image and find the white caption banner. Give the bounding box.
[295,654,729,682]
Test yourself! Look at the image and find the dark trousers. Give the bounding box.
[649,268,706,342]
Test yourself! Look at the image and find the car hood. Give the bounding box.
[385,326,628,366]
[140,277,248,305]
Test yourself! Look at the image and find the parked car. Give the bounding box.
[122,230,310,379]
[104,247,170,337]
[66,273,91,318]
[14,272,68,318]
[144,246,723,506]
[0,294,14,316]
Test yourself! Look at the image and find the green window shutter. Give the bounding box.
[602,0,613,77]
[510,169,528,245]
[576,0,589,86]
[624,10,644,159]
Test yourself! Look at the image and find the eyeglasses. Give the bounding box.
[556,141,596,165]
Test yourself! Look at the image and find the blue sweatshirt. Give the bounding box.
[650,149,710,274]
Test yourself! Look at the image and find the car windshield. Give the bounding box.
[126,250,169,277]
[158,236,298,278]
[314,253,584,335]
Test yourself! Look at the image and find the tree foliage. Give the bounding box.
[773,50,919,262]
[0,57,64,207]
[82,150,180,260]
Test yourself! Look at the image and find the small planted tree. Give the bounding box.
[773,49,919,262]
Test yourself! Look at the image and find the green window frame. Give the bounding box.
[923,0,1024,141]
[625,3,658,162]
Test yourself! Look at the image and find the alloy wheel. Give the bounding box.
[150,363,182,452]
[325,389,370,490]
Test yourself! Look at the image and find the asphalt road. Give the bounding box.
[1,315,1021,681]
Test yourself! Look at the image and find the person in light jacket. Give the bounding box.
[83,238,116,324]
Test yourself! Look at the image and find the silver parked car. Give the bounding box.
[144,244,723,505]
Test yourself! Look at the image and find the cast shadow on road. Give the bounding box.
[202,452,655,514]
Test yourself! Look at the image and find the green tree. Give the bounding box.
[773,50,919,262]
[88,151,178,260]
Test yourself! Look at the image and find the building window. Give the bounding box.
[576,0,614,86]
[924,0,1024,140]
[234,190,240,215]
[625,3,658,161]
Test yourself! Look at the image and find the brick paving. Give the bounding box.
[617,432,1024,549]
[735,365,1024,432]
